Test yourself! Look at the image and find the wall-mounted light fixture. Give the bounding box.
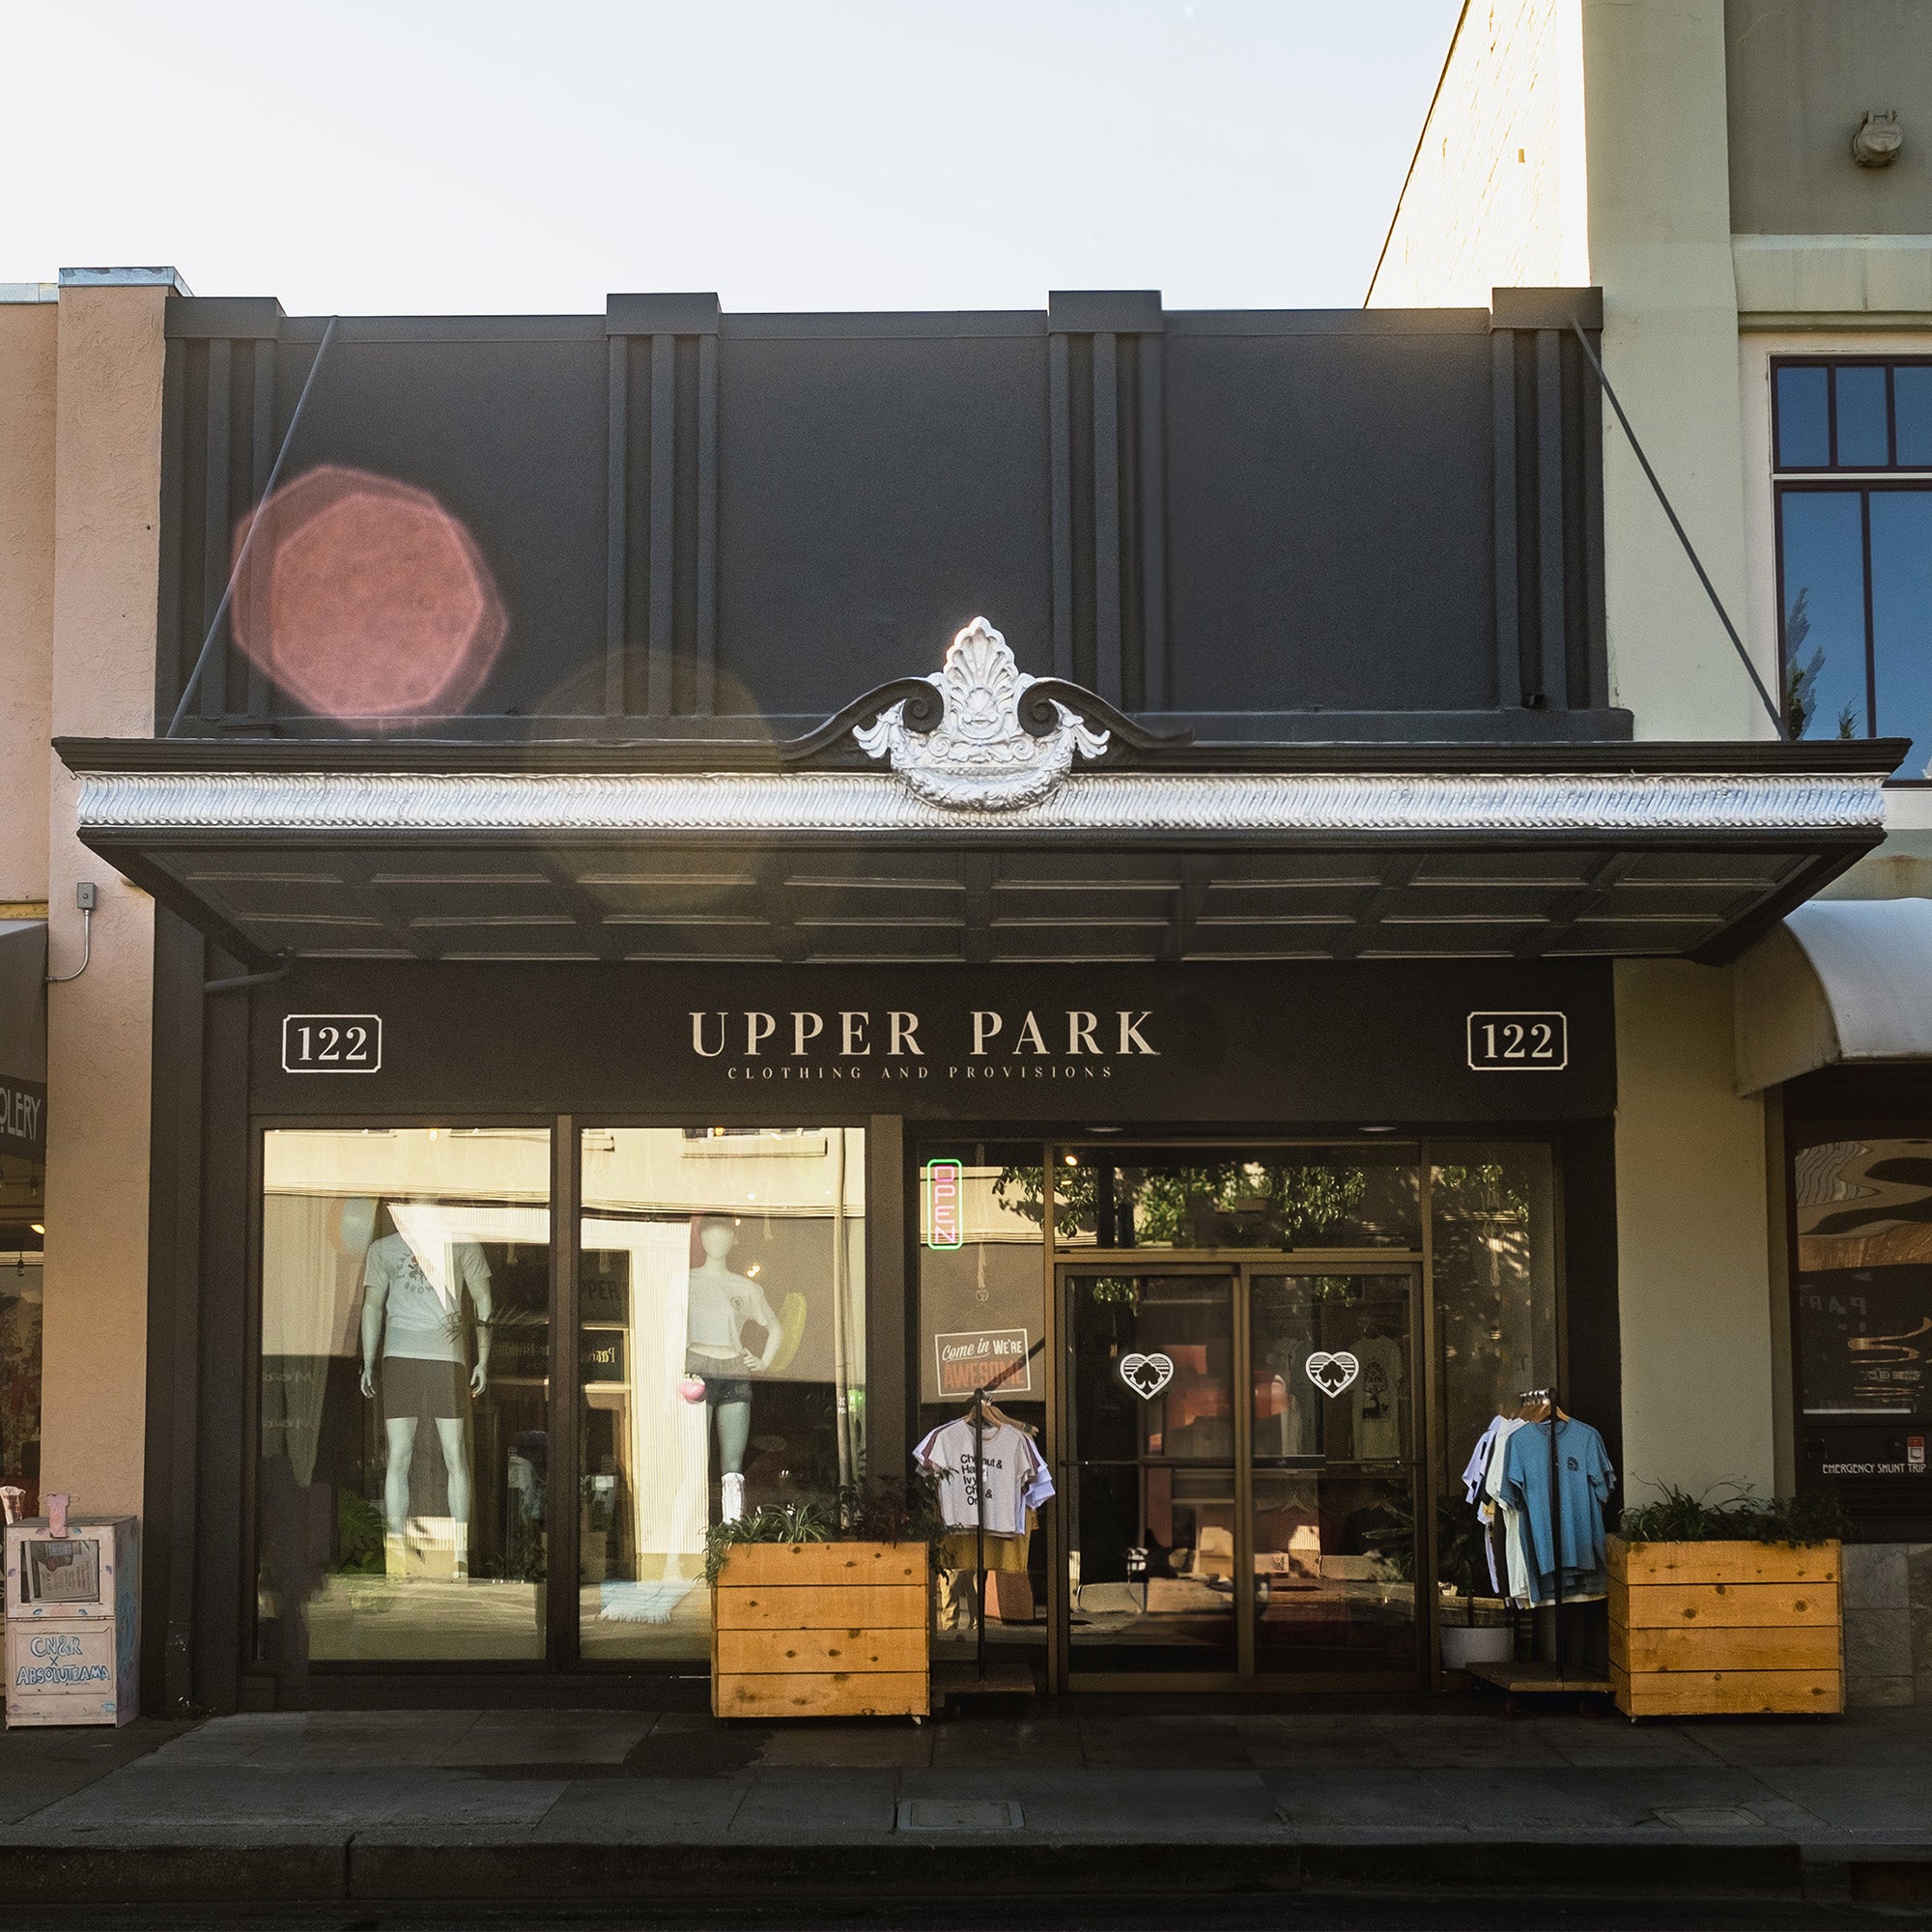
[1853,110,1903,168]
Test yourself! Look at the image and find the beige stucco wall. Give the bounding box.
[1614,958,1776,1501]
[0,301,57,906]
[38,283,168,1517]
[1725,0,1932,237]
[1368,0,1589,307]
[1581,0,1765,742]
[1372,1,1768,743]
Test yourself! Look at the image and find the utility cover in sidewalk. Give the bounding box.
[897,1799,1024,1832]
[1653,1805,1763,1831]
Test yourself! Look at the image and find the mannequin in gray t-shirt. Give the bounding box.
[360,1218,493,1562]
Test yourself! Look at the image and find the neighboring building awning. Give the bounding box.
[0,921,47,1161]
[1735,897,1932,1094]
[56,626,1901,975]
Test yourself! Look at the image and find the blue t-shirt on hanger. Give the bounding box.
[1497,1416,1616,1603]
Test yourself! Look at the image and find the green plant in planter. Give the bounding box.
[837,1471,942,1548]
[700,1473,944,1588]
[1619,1482,1848,1547]
[701,1501,836,1587]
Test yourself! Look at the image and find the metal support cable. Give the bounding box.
[1569,320,1787,742]
[167,316,339,737]
[204,951,294,995]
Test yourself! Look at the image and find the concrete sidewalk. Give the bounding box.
[1,1702,1930,1905]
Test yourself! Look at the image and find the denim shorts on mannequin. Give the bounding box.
[685,1349,752,1406]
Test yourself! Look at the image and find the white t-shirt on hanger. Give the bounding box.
[914,1416,1055,1536]
[1483,1415,1531,1603]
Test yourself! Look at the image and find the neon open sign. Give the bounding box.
[924,1158,964,1249]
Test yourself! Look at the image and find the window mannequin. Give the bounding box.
[359,1207,493,1577]
[685,1215,780,1521]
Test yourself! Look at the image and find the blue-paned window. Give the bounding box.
[1775,360,1932,773]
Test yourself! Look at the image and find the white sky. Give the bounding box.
[11,0,1459,316]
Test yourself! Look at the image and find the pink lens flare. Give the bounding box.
[230,465,508,722]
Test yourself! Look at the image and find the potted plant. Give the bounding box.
[705,1484,937,1720]
[1367,1493,1513,1671]
[1610,1486,1847,1719]
[1435,1499,1514,1672]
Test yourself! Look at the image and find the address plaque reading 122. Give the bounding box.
[1466,1010,1567,1071]
[282,1013,383,1073]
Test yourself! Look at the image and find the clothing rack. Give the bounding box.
[963,1339,1044,1684]
[1465,1386,1610,1709]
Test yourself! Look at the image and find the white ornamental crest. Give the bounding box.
[853,617,1110,810]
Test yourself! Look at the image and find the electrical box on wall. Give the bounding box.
[4,1516,139,1726]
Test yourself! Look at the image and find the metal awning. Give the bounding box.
[58,739,1894,974]
[57,621,1901,975]
[1734,897,1932,1094]
[0,921,47,1161]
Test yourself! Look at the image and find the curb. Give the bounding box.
[0,1837,1845,1905]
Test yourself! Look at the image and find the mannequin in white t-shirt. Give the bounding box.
[685,1217,780,1521]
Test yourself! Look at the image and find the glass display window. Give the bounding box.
[256,1127,553,1666]
[1788,1121,1932,1541]
[245,1114,1577,1690]
[915,1143,1048,1669]
[577,1127,867,1662]
[1792,1132,1932,1424]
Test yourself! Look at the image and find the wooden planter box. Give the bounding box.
[1608,1536,1842,1719]
[711,1541,929,1720]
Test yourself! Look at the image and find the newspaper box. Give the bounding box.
[4,1516,139,1726]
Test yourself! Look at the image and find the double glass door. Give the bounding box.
[1060,1264,1421,1686]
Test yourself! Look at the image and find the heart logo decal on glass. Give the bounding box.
[1119,1351,1175,1400]
[1304,1350,1360,1398]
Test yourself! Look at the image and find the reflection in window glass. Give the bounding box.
[1897,368,1932,468]
[1834,365,1890,468]
[257,1128,551,1664]
[1776,364,1830,468]
[1429,1148,1555,1622]
[1871,493,1932,775]
[1048,1147,1420,1250]
[1780,491,1869,741]
[578,1128,866,1662]
[1792,1135,1932,1421]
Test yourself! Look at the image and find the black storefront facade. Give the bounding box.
[59,285,1895,1712]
